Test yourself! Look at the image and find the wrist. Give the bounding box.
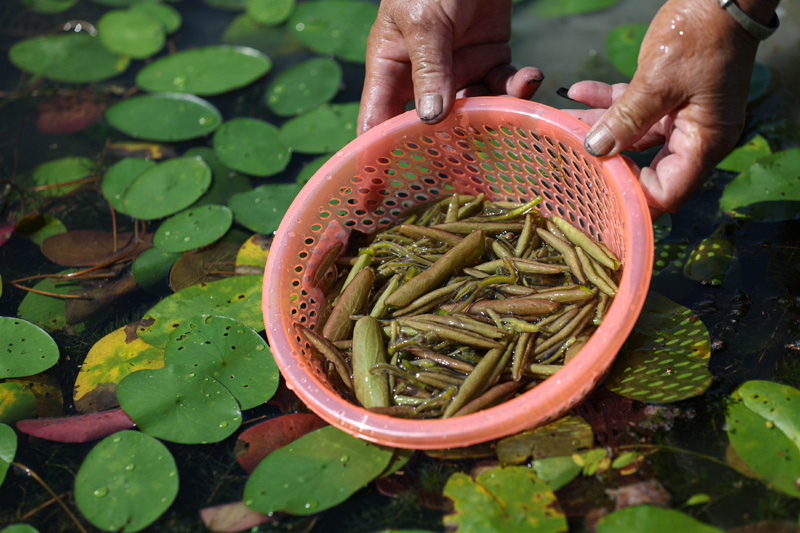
[717,0,780,40]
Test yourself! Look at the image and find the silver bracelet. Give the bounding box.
[719,0,780,40]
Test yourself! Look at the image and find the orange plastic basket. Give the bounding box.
[263,97,653,449]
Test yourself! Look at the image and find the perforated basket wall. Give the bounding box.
[263,98,653,449]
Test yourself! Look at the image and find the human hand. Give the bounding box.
[357,0,544,135]
[563,0,772,218]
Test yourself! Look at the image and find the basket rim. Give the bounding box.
[263,96,653,449]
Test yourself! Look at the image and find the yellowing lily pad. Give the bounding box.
[278,103,358,154]
[213,118,291,177]
[153,205,233,253]
[97,9,166,59]
[265,57,342,117]
[106,93,222,142]
[121,156,212,220]
[716,134,771,173]
[235,234,271,275]
[0,382,37,425]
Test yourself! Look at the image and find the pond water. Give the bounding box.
[1,0,799,532]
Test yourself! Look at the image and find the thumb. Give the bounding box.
[403,19,456,124]
[583,77,675,157]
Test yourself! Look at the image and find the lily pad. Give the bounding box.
[596,505,722,533]
[265,57,342,117]
[652,241,688,275]
[443,466,567,532]
[0,382,37,425]
[247,0,295,26]
[136,45,272,96]
[73,321,165,413]
[213,118,291,177]
[102,158,156,214]
[726,380,800,498]
[288,1,377,63]
[528,0,621,17]
[496,415,594,465]
[16,275,85,332]
[164,315,278,409]
[244,425,394,515]
[682,236,736,286]
[605,23,648,78]
[129,2,182,34]
[235,234,271,275]
[720,148,800,221]
[235,413,328,473]
[0,423,16,486]
[117,365,241,444]
[14,214,67,246]
[10,374,63,418]
[106,93,222,142]
[9,32,130,83]
[0,317,59,379]
[296,153,330,186]
[136,274,264,348]
[228,183,301,234]
[74,430,179,532]
[27,156,94,197]
[40,230,151,267]
[278,103,358,154]
[121,156,212,220]
[716,134,771,173]
[168,242,239,292]
[131,247,181,292]
[222,13,304,56]
[529,456,583,491]
[22,0,79,13]
[184,147,252,207]
[154,205,233,253]
[16,408,136,443]
[0,525,38,533]
[97,9,165,59]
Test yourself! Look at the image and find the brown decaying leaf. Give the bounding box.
[169,241,239,292]
[234,413,328,473]
[16,407,136,443]
[8,373,63,418]
[37,90,105,135]
[199,501,273,533]
[40,230,152,267]
[65,271,138,325]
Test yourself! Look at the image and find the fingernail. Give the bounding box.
[584,124,616,157]
[527,75,545,85]
[418,93,443,122]
[556,87,574,101]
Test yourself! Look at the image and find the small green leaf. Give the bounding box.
[244,425,394,515]
[74,431,178,532]
[278,103,358,154]
[213,118,291,177]
[265,57,342,117]
[597,505,722,533]
[611,451,638,469]
[0,423,17,486]
[443,466,567,533]
[247,0,295,26]
[528,0,621,18]
[117,365,241,444]
[0,382,37,425]
[288,1,377,63]
[716,134,771,173]
[97,9,165,59]
[720,148,800,221]
[228,183,302,234]
[530,456,582,491]
[605,23,648,78]
[106,93,222,142]
[153,205,233,253]
[685,493,711,506]
[102,158,156,214]
[121,156,212,220]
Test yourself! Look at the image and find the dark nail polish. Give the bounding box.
[527,75,545,85]
[556,87,574,101]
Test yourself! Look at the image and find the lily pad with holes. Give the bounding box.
[102,158,156,214]
[136,45,272,96]
[106,93,222,142]
[278,103,358,154]
[528,0,621,17]
[22,0,79,13]
[9,32,130,83]
[153,205,233,253]
[0,423,16,486]
[164,315,278,409]
[682,236,736,286]
[443,466,567,532]
[596,505,722,533]
[247,0,295,26]
[73,321,165,413]
[213,118,291,177]
[228,183,302,234]
[606,23,648,79]
[97,9,165,59]
[184,147,252,207]
[121,156,212,220]
[131,247,181,292]
[717,134,771,173]
[0,317,59,379]
[720,148,800,221]
[0,382,37,425]
[117,365,241,443]
[130,2,182,33]
[496,415,593,465]
[288,1,377,63]
[726,380,800,498]
[265,57,342,117]
[652,241,688,275]
[74,430,179,532]
[136,274,264,348]
[26,156,94,198]
[244,425,394,515]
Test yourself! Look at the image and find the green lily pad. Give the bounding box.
[244,425,394,515]
[652,213,672,243]
[652,241,688,275]
[28,156,94,198]
[266,57,342,117]
[106,93,222,142]
[117,365,241,444]
[278,102,358,154]
[717,134,771,173]
[748,62,771,103]
[496,415,594,465]
[74,430,179,532]
[14,214,67,246]
[720,148,800,221]
[288,1,377,63]
[213,118,291,177]
[137,274,264,348]
[203,0,247,9]
[184,147,252,207]
[528,0,621,17]
[129,2,182,34]
[605,23,647,79]
[121,156,212,220]
[0,423,16,486]
[98,9,165,59]
[164,315,278,409]
[228,183,302,234]
[682,236,736,286]
[16,275,86,332]
[0,382,37,425]
[9,32,130,83]
[153,205,233,253]
[22,0,78,13]
[102,158,156,214]
[443,466,567,532]
[726,380,800,498]
[222,13,304,55]
[131,247,181,292]
[530,456,582,491]
[296,154,330,186]
[0,317,59,379]
[247,0,295,26]
[596,505,722,533]
[136,45,272,96]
